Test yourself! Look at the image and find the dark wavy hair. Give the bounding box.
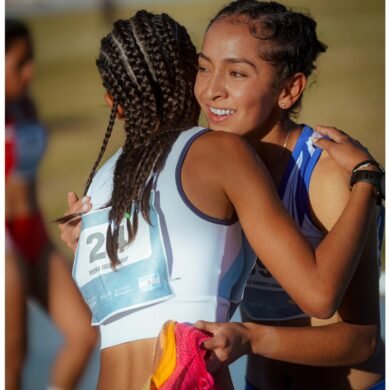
[57,11,200,266]
[5,18,33,58]
[209,0,327,116]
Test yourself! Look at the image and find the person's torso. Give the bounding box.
[242,125,324,322]
[244,125,385,389]
[72,126,256,348]
[6,96,47,182]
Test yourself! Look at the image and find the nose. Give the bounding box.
[205,71,227,101]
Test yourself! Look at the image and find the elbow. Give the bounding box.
[305,305,336,320]
[345,325,380,365]
[359,326,380,364]
[298,291,338,319]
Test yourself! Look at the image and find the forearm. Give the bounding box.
[248,321,378,367]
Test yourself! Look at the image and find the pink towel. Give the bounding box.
[156,322,222,390]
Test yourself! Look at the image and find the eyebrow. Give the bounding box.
[198,52,257,71]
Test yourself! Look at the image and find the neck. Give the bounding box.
[246,118,297,156]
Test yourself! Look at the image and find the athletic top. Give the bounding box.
[73,126,256,348]
[6,97,47,180]
[14,122,47,180]
[241,125,324,321]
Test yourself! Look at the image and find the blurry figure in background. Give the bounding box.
[5,79,24,390]
[5,19,98,390]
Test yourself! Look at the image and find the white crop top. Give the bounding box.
[73,127,256,348]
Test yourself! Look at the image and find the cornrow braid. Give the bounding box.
[91,10,199,267]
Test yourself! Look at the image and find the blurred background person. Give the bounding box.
[5,18,98,390]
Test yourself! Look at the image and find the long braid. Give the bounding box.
[92,11,199,266]
[83,101,118,195]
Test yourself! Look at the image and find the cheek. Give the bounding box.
[194,74,204,103]
[240,92,278,128]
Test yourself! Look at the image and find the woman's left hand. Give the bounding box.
[313,125,377,173]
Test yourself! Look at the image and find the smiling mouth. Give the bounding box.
[208,106,235,120]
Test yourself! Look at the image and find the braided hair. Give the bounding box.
[89,11,199,266]
[209,0,327,116]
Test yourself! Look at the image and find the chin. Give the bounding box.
[208,122,231,132]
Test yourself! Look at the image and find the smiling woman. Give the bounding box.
[54,3,386,389]
[194,2,384,389]
[196,23,282,136]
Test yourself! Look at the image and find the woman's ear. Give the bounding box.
[104,93,125,119]
[278,73,307,110]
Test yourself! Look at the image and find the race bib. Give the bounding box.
[73,202,174,325]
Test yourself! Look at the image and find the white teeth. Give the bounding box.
[210,107,234,116]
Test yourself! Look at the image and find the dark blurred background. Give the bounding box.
[5,0,385,389]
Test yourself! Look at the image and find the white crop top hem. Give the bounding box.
[99,296,230,348]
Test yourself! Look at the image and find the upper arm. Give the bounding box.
[309,152,381,325]
[195,133,374,318]
[309,151,350,233]
[213,135,325,312]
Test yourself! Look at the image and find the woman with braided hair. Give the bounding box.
[58,9,381,389]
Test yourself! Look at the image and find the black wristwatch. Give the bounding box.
[350,160,385,205]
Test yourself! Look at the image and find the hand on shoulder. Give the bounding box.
[312,125,375,174]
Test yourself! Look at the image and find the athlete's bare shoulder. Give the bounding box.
[189,130,264,172]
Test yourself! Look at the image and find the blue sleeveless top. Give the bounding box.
[242,125,324,321]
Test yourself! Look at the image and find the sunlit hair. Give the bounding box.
[57,11,200,266]
[209,0,327,116]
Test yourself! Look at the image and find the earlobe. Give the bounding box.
[104,93,125,119]
[278,73,307,110]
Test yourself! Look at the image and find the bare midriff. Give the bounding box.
[98,337,157,390]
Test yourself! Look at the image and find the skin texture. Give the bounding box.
[60,121,376,389]
[58,18,380,390]
[194,19,383,389]
[5,35,98,389]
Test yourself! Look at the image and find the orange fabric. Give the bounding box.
[151,320,177,388]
